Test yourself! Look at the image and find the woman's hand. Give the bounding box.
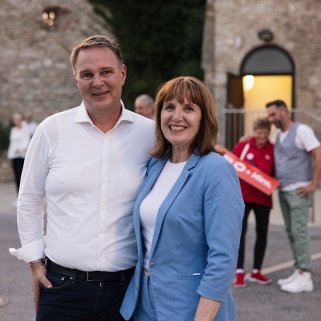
[194,296,221,321]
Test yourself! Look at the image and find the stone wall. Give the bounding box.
[0,0,112,124]
[0,0,113,181]
[203,0,321,144]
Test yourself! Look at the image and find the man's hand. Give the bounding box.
[297,146,321,198]
[296,183,317,198]
[30,262,52,314]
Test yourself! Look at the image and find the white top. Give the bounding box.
[274,124,321,191]
[22,120,38,137]
[140,160,186,269]
[7,126,30,159]
[9,102,155,272]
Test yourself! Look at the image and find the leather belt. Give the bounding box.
[45,257,135,282]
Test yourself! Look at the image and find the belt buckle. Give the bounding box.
[87,272,101,282]
[143,270,150,277]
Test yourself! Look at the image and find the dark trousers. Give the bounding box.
[11,158,24,194]
[37,271,134,321]
[237,202,271,270]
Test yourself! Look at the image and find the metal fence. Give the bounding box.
[223,108,321,151]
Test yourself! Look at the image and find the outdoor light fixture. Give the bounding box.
[258,29,274,42]
[243,75,255,91]
[42,11,56,27]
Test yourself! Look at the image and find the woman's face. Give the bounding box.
[161,97,202,152]
[254,127,270,147]
[12,113,23,127]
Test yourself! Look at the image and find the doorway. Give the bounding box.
[225,45,295,150]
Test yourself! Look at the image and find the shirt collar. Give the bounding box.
[74,100,134,126]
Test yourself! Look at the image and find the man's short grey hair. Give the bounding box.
[136,94,154,107]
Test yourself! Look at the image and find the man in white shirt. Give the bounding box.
[134,94,154,119]
[9,35,154,321]
[266,100,321,294]
[22,111,38,138]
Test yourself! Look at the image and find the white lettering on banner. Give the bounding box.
[234,161,246,172]
[220,146,279,195]
[224,154,272,190]
[251,172,272,188]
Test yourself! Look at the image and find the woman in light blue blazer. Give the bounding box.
[121,77,244,321]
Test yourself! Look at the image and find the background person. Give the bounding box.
[7,112,30,199]
[121,76,244,321]
[9,35,154,321]
[266,99,321,293]
[232,117,274,288]
[22,111,38,138]
[134,94,154,119]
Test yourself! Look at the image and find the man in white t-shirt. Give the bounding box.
[266,100,321,293]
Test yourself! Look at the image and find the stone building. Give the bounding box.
[0,0,112,181]
[202,0,321,148]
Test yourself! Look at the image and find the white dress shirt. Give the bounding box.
[7,126,30,159]
[9,102,155,272]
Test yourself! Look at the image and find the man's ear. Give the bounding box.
[74,72,79,88]
[121,64,127,86]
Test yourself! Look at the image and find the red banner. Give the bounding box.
[217,146,279,195]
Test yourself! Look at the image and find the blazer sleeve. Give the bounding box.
[197,157,244,301]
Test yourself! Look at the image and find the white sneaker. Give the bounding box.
[277,270,299,286]
[280,271,313,293]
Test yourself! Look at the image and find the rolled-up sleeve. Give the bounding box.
[197,159,244,301]
[9,126,50,262]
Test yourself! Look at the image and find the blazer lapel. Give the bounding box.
[149,153,201,259]
[133,156,169,253]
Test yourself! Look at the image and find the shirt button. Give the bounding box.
[100,253,102,257]
[102,181,105,185]
[101,205,105,209]
[149,263,155,269]
[100,229,103,233]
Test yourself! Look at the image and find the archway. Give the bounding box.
[226,45,295,149]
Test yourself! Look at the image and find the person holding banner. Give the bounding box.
[232,117,274,288]
[120,76,244,321]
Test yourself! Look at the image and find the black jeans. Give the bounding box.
[37,270,134,321]
[11,157,24,194]
[237,202,271,270]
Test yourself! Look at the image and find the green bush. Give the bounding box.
[0,122,10,153]
[88,0,206,109]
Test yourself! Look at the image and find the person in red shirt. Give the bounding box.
[232,117,274,288]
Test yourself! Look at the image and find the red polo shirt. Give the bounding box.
[232,137,274,208]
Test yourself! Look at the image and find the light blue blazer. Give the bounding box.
[121,151,244,321]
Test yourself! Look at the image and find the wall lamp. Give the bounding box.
[258,29,274,42]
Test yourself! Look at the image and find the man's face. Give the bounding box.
[134,98,153,119]
[266,105,286,129]
[25,112,32,122]
[74,47,126,116]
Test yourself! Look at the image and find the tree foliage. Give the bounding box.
[88,0,206,109]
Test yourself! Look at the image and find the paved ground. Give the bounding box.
[0,182,320,321]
